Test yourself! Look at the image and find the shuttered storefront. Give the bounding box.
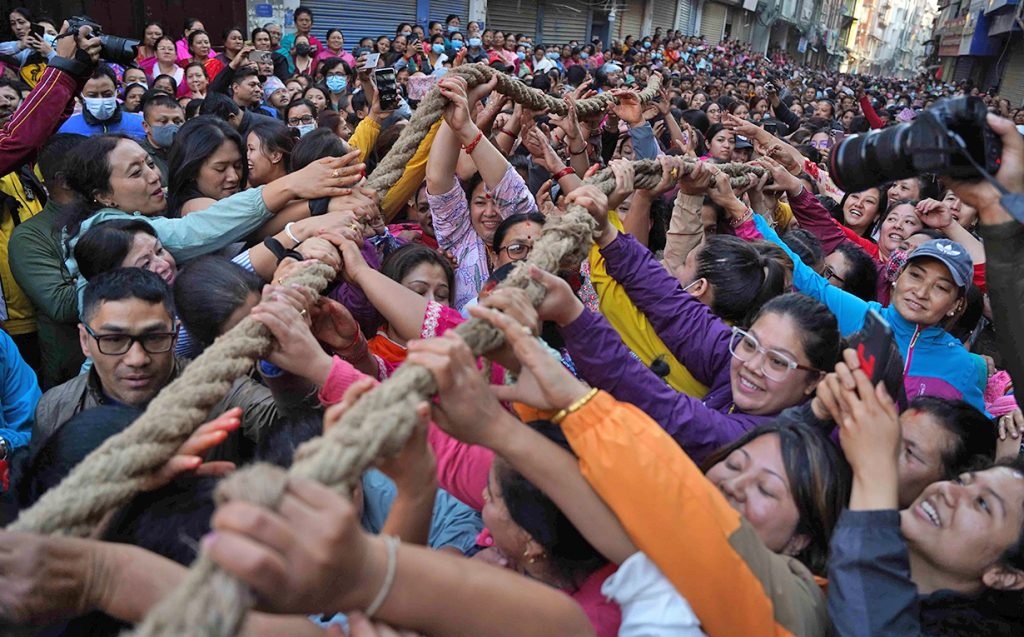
[487,0,541,38]
[953,56,974,82]
[543,2,591,44]
[431,0,471,26]
[676,0,694,34]
[651,0,678,32]
[306,0,417,42]
[1000,40,1024,106]
[698,1,728,42]
[616,0,646,41]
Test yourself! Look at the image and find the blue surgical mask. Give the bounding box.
[401,31,412,37]
[468,37,481,47]
[448,25,459,34]
[326,75,347,93]
[515,51,525,60]
[432,43,445,55]
[451,40,464,51]
[83,96,118,121]
[547,51,559,59]
[297,123,316,137]
[42,33,57,46]
[580,52,589,59]
[150,123,180,148]
[643,41,651,49]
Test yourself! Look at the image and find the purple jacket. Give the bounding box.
[560,232,769,463]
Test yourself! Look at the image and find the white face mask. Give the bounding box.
[83,96,118,121]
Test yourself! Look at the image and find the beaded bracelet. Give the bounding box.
[552,387,600,424]
[729,208,754,228]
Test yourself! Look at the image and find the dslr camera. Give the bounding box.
[65,16,139,66]
[829,96,1001,193]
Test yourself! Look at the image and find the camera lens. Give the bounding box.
[99,34,140,66]
[829,124,914,193]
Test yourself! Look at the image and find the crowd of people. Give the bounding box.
[0,5,1023,636]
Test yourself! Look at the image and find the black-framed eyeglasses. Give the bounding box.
[83,324,179,356]
[287,115,315,126]
[498,242,532,261]
[823,265,846,285]
[728,327,822,382]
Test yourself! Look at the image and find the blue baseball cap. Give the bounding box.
[908,239,973,289]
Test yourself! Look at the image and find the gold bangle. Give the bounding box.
[552,387,600,424]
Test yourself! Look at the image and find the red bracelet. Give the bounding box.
[498,127,517,137]
[553,166,576,180]
[463,130,484,154]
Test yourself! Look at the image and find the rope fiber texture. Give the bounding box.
[4,63,768,636]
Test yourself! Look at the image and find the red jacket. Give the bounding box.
[0,64,81,176]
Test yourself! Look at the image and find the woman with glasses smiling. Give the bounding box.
[531,185,841,463]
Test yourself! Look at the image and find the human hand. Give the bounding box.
[336,235,372,284]
[610,89,643,126]
[0,531,97,624]
[564,183,613,246]
[551,95,584,144]
[467,73,499,108]
[998,408,1024,443]
[755,155,802,196]
[309,296,363,357]
[521,123,561,173]
[677,159,714,195]
[605,159,635,211]
[520,264,584,327]
[706,166,741,207]
[56,21,101,64]
[24,34,52,56]
[915,198,953,230]
[535,179,561,216]
[207,476,384,615]
[231,44,255,69]
[947,114,1024,224]
[829,349,901,481]
[143,408,240,491]
[289,150,365,199]
[347,613,425,637]
[438,75,476,138]
[468,301,590,410]
[250,295,335,386]
[294,236,344,272]
[722,112,761,139]
[405,332,508,449]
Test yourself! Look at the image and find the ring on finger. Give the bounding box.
[332,169,340,179]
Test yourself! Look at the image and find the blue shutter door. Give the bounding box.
[543,2,591,44]
[430,0,472,26]
[487,0,541,38]
[305,0,419,44]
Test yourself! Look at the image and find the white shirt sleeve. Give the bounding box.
[601,552,708,637]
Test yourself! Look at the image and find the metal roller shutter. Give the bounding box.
[676,0,695,34]
[699,1,728,42]
[652,0,678,32]
[953,56,974,82]
[543,2,591,44]
[616,0,645,41]
[305,0,417,43]
[1000,40,1024,107]
[431,0,471,26]
[487,0,541,38]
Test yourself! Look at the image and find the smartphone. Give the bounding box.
[247,50,272,65]
[374,67,400,110]
[762,120,778,135]
[363,52,381,69]
[30,23,46,39]
[849,309,907,409]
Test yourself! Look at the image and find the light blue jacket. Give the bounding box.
[754,214,985,413]
[64,186,273,310]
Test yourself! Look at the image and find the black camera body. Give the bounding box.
[66,16,139,66]
[829,96,1001,193]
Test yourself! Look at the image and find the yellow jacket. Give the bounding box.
[0,170,43,335]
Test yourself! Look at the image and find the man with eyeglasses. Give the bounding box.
[30,268,282,459]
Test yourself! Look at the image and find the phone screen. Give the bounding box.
[363,52,381,69]
[30,23,46,38]
[374,68,400,110]
[248,50,272,65]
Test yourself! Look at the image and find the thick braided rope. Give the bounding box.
[7,264,337,537]
[128,161,678,637]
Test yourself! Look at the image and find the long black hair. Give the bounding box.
[60,133,134,244]
[166,115,245,216]
[695,235,787,324]
[173,255,263,349]
[74,219,158,281]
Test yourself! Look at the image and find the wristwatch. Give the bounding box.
[0,436,9,461]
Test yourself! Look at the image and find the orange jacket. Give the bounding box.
[561,391,828,637]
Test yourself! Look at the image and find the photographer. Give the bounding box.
[0,21,101,175]
[948,114,1024,412]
